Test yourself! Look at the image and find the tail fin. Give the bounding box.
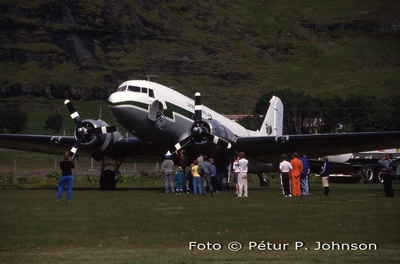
[259,96,283,136]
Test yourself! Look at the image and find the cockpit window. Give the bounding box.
[118,85,154,98]
[117,85,127,92]
[128,86,140,92]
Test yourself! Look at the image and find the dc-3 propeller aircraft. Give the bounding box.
[0,78,400,190]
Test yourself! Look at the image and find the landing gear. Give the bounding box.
[257,173,269,187]
[99,159,122,190]
[217,171,229,190]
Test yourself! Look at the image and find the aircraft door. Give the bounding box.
[148,100,161,121]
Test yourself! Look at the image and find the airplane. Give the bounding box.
[0,78,400,190]
[310,149,400,183]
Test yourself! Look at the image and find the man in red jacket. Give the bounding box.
[290,153,303,196]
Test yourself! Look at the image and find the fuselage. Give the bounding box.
[107,80,257,150]
[328,148,400,163]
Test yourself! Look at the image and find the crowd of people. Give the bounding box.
[279,152,330,197]
[161,150,249,198]
[161,150,330,198]
[160,150,397,199]
[56,149,395,201]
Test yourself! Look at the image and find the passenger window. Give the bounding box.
[149,89,155,98]
[142,87,148,94]
[128,86,140,92]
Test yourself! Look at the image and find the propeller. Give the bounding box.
[171,92,232,154]
[64,100,117,158]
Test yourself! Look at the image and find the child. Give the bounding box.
[174,166,185,195]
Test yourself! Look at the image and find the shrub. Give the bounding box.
[0,172,13,186]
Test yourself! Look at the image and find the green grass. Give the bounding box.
[0,182,399,263]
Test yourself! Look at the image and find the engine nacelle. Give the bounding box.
[75,119,122,154]
[190,119,235,146]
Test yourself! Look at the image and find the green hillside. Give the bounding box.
[1,0,399,118]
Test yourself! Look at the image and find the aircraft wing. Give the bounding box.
[0,134,76,155]
[0,134,160,161]
[235,131,400,162]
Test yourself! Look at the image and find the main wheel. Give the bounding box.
[362,166,375,183]
[100,169,117,190]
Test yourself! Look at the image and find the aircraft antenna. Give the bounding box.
[146,74,159,81]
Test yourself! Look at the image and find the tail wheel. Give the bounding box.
[257,173,269,187]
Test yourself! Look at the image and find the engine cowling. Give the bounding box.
[190,119,235,146]
[75,119,122,155]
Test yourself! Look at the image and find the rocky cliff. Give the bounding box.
[1,0,399,112]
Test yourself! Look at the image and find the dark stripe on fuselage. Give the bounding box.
[108,100,195,121]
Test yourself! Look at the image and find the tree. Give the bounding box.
[251,91,395,134]
[44,114,64,133]
[0,104,28,133]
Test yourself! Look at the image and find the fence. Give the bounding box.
[0,158,162,178]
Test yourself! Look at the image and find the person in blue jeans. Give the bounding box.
[300,153,310,196]
[57,152,75,201]
[174,167,185,195]
[191,160,203,194]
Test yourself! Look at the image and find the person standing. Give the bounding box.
[378,154,394,197]
[290,153,303,196]
[161,152,175,194]
[209,157,218,194]
[186,164,193,194]
[198,155,214,196]
[174,167,185,195]
[232,155,239,195]
[191,160,203,194]
[300,153,310,196]
[178,149,188,173]
[234,152,249,198]
[56,152,75,201]
[279,154,292,197]
[320,156,330,196]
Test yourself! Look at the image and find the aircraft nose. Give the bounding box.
[108,92,124,105]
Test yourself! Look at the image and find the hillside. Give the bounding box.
[1,0,400,114]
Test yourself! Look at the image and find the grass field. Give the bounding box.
[0,181,399,264]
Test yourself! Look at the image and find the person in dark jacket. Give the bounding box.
[198,155,214,196]
[378,154,394,197]
[320,156,330,196]
[56,152,75,201]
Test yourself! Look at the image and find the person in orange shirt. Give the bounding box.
[290,153,303,196]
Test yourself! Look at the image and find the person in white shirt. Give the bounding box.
[279,154,293,197]
[234,152,249,198]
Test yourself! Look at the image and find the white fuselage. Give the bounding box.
[107,80,258,148]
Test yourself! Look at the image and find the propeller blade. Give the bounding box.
[206,134,232,149]
[64,100,81,127]
[172,137,192,154]
[68,139,81,158]
[194,92,202,122]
